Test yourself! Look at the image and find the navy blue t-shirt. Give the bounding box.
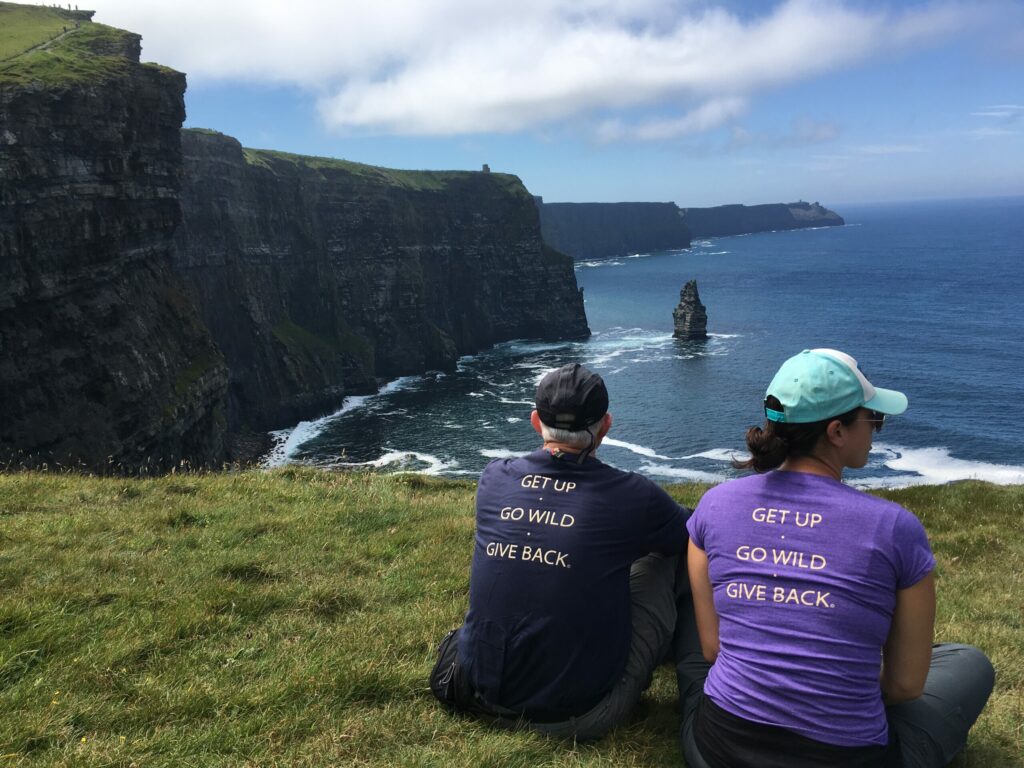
[458,449,689,720]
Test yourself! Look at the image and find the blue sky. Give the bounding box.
[81,0,1022,207]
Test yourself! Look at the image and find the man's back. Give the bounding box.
[459,449,687,720]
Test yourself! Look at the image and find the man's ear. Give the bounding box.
[598,412,613,438]
[530,410,544,435]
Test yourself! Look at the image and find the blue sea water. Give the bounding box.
[268,196,1024,488]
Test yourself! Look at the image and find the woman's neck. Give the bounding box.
[780,453,843,481]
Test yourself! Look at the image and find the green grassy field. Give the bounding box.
[0,4,67,61]
[0,470,1020,766]
[0,3,141,86]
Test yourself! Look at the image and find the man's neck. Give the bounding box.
[542,441,596,458]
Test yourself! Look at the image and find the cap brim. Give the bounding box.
[864,386,908,416]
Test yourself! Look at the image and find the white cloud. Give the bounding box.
[857,144,926,155]
[86,0,977,138]
[595,97,747,142]
[971,105,1024,118]
[968,127,1019,137]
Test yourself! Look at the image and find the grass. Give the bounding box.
[271,319,374,370]
[0,3,145,87]
[0,4,68,61]
[0,470,1020,766]
[239,145,526,195]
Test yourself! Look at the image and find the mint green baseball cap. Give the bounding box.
[765,348,908,424]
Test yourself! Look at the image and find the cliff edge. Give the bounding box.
[0,4,228,471]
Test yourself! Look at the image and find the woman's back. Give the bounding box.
[688,470,934,746]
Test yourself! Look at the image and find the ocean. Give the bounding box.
[266,196,1024,488]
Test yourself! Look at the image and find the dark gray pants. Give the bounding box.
[675,594,995,767]
[430,552,681,742]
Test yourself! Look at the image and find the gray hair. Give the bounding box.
[539,419,603,449]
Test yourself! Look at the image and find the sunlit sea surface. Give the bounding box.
[266,197,1024,488]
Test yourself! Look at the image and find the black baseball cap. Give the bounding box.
[535,363,609,431]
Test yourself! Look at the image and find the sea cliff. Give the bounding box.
[681,201,844,238]
[0,9,228,471]
[537,200,843,260]
[537,200,692,260]
[0,5,589,470]
[174,132,589,433]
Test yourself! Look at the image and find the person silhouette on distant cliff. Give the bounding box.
[429,363,691,741]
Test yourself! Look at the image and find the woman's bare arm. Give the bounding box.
[881,571,936,704]
[688,538,720,664]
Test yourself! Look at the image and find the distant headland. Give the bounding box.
[536,199,844,260]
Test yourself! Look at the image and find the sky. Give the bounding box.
[63,0,1024,206]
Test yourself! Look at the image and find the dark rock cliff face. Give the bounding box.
[174,131,590,433]
[537,201,692,260]
[0,29,228,471]
[681,202,844,238]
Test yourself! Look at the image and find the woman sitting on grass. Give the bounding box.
[676,348,994,768]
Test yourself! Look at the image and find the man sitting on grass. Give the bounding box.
[430,363,691,741]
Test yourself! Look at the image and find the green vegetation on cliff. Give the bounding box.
[0,3,148,86]
[0,471,1020,766]
[0,3,68,60]
[241,145,530,197]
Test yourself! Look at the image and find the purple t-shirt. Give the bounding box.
[687,470,935,747]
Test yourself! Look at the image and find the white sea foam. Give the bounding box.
[506,417,522,423]
[708,333,740,339]
[705,251,730,255]
[263,375,422,467]
[637,462,726,483]
[480,448,527,460]
[681,448,744,462]
[264,393,374,467]
[380,375,420,395]
[603,438,674,461]
[327,450,458,475]
[855,445,1024,488]
[498,397,535,406]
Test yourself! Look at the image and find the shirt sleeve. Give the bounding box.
[892,507,936,589]
[686,495,707,550]
[640,480,690,555]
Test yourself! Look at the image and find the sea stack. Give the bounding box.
[673,280,708,340]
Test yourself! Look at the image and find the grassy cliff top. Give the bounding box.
[0,2,156,86]
[240,144,530,196]
[0,3,68,60]
[0,469,1020,766]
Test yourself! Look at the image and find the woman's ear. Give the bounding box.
[824,418,846,447]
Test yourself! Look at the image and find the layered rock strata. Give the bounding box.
[0,16,228,471]
[174,131,590,433]
[673,280,708,341]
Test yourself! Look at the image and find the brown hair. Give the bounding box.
[733,396,861,473]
